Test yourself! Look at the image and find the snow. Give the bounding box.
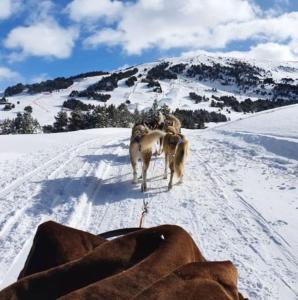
[222,103,298,139]
[0,104,297,299]
[2,53,298,127]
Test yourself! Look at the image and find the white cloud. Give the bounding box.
[211,12,298,48]
[183,42,298,62]
[0,67,20,81]
[84,0,258,54]
[245,43,298,61]
[4,21,79,60]
[84,28,125,48]
[81,0,298,61]
[0,0,21,20]
[0,0,11,20]
[66,0,124,22]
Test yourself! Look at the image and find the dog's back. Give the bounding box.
[163,133,188,177]
[129,123,166,191]
[165,114,181,132]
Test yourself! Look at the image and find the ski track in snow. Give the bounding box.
[0,109,298,299]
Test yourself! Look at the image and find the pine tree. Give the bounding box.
[133,108,141,124]
[117,103,132,127]
[145,99,159,126]
[92,106,108,128]
[20,112,40,133]
[0,119,13,134]
[14,113,23,133]
[24,106,33,113]
[159,104,171,116]
[106,105,118,127]
[0,113,40,134]
[68,109,84,131]
[53,111,68,132]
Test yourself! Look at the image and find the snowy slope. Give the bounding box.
[1,53,298,126]
[0,105,297,299]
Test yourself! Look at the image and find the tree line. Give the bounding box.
[0,101,228,135]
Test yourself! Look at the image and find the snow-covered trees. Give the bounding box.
[174,109,227,129]
[1,99,229,135]
[0,112,40,134]
[24,106,33,113]
[3,103,15,111]
[53,111,68,132]
[4,78,74,96]
[125,76,137,87]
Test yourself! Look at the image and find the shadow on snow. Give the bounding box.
[25,174,164,218]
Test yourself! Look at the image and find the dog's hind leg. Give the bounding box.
[168,159,174,190]
[130,148,138,183]
[164,153,168,179]
[141,151,151,192]
[131,160,138,183]
[176,159,184,184]
[158,137,164,155]
[178,162,185,184]
[178,174,184,184]
[133,162,138,183]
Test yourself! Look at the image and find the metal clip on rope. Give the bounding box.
[139,198,149,228]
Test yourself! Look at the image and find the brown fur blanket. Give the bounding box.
[0,221,247,300]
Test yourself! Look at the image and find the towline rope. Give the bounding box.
[139,198,149,228]
[138,129,161,228]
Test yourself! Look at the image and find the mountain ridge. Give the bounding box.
[1,53,298,127]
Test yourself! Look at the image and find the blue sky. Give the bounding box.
[0,0,298,90]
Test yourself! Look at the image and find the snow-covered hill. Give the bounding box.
[0,104,297,299]
[1,53,298,126]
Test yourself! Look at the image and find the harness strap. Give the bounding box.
[98,227,143,239]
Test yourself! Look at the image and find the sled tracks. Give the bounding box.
[191,135,298,299]
[0,136,120,287]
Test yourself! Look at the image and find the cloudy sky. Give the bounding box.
[0,0,298,90]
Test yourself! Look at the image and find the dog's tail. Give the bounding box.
[174,137,189,178]
[140,130,166,151]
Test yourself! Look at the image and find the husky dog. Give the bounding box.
[157,113,181,155]
[164,114,181,133]
[144,111,165,130]
[129,124,165,192]
[163,131,189,190]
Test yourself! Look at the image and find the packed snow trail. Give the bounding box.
[0,107,298,299]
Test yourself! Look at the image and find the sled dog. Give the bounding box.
[164,114,181,133]
[163,131,189,190]
[157,113,181,154]
[129,124,165,192]
[143,112,181,132]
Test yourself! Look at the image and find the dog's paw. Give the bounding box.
[141,183,147,192]
[168,184,172,191]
